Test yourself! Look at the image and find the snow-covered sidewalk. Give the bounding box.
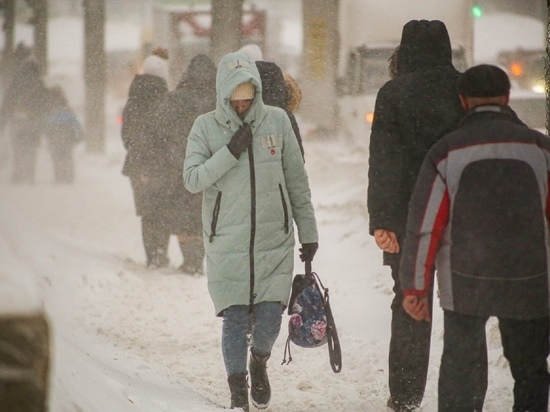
[0,134,515,411]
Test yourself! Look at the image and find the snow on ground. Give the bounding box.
[0,128,518,411]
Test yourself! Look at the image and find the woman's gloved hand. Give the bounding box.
[299,242,319,262]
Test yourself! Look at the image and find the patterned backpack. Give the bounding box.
[282,262,342,373]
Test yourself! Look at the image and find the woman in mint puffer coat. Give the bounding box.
[184,51,318,411]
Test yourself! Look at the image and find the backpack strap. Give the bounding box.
[311,269,342,373]
[322,286,342,373]
[281,335,293,365]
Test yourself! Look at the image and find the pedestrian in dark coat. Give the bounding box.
[0,59,49,184]
[401,64,550,412]
[121,51,170,269]
[367,20,465,412]
[255,61,305,160]
[43,86,82,183]
[155,54,217,274]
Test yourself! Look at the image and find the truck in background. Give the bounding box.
[474,11,546,131]
[336,0,474,149]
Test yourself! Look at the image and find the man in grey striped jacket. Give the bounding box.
[400,64,550,412]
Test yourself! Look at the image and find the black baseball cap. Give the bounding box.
[457,64,511,97]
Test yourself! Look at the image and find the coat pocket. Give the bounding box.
[278,184,289,234]
[209,191,222,243]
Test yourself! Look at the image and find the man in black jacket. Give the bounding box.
[400,64,550,412]
[367,20,464,411]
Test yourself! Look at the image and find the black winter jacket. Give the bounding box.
[121,74,168,216]
[121,74,168,178]
[154,54,217,234]
[0,60,49,136]
[256,61,305,160]
[367,20,464,266]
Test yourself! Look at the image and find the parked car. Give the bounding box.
[498,48,545,93]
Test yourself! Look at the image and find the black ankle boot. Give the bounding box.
[249,350,271,409]
[228,373,249,411]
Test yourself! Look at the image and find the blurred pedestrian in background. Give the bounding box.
[0,58,49,184]
[43,86,82,184]
[155,54,217,275]
[121,47,170,269]
[256,61,305,160]
[238,44,264,62]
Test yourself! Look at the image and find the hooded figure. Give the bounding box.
[121,55,170,269]
[255,61,305,159]
[183,51,318,411]
[154,54,217,274]
[367,20,465,412]
[0,59,49,184]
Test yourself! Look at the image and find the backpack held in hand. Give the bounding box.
[282,261,342,373]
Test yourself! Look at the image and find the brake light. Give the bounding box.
[510,62,523,77]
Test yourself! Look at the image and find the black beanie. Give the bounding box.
[457,64,511,97]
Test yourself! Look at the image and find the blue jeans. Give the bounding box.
[222,302,284,376]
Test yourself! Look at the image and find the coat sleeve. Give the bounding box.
[183,116,239,194]
[367,87,403,235]
[399,144,449,296]
[280,114,318,244]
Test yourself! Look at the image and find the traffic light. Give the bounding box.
[472,5,483,18]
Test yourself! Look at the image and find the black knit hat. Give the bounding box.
[457,64,511,97]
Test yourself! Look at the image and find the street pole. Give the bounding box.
[83,0,106,153]
[300,0,339,138]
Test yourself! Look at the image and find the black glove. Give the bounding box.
[299,242,319,262]
[227,123,253,159]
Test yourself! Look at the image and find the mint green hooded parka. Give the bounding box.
[183,52,318,316]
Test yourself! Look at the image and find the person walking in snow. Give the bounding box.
[367,20,464,412]
[183,51,318,411]
[121,48,170,269]
[43,86,83,184]
[400,64,550,412]
[154,54,217,275]
[255,60,305,160]
[0,58,49,184]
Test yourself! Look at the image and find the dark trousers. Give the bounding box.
[439,310,549,412]
[142,215,170,267]
[10,132,39,184]
[49,141,75,183]
[389,264,433,409]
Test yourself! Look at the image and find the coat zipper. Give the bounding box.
[248,141,256,312]
[209,192,222,243]
[278,184,289,234]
